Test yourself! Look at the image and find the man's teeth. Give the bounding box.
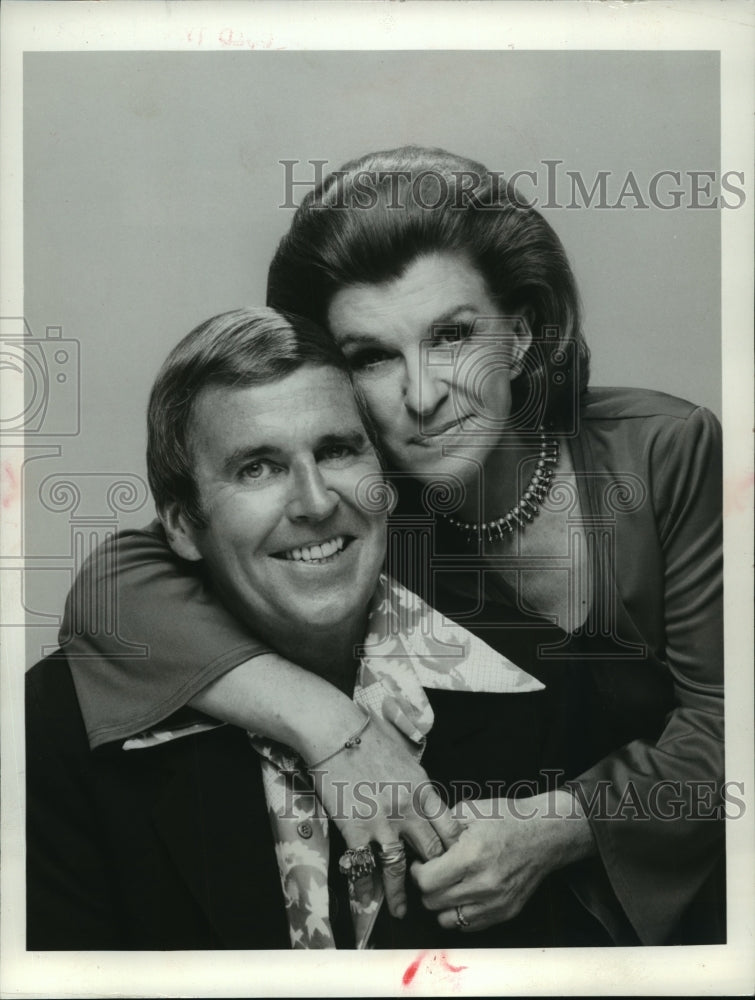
[282,536,346,562]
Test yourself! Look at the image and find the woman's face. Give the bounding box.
[327,251,531,487]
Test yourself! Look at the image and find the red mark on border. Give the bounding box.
[1,461,18,510]
[402,950,467,987]
[402,950,427,986]
[724,472,754,516]
[439,951,467,974]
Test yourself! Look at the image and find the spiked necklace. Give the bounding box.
[440,432,559,544]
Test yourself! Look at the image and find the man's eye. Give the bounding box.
[239,460,279,481]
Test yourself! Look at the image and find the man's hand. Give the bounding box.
[410,791,596,932]
[309,713,463,918]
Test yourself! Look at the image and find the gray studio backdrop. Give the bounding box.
[20,50,721,666]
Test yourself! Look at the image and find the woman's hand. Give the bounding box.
[410,791,596,932]
[192,658,463,918]
[305,712,464,919]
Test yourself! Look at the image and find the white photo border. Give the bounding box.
[1,2,753,997]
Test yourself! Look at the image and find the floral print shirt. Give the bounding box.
[125,575,543,949]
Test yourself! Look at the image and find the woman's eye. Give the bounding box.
[320,444,354,464]
[433,322,472,345]
[347,348,393,371]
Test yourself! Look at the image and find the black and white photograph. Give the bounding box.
[1,2,753,997]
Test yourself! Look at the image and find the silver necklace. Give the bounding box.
[440,432,559,544]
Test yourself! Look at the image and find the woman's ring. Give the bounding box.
[376,841,406,866]
[338,845,377,882]
[455,904,470,928]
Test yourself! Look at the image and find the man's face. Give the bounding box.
[170,365,386,642]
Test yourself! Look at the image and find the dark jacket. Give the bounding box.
[27,652,624,951]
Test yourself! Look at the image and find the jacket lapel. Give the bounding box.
[150,726,290,949]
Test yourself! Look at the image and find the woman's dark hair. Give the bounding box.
[267,145,589,431]
[147,306,368,527]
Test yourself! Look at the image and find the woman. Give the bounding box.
[60,146,724,947]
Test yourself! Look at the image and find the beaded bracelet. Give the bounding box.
[307,707,371,769]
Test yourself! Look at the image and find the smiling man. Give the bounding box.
[27,306,551,951]
[156,334,386,697]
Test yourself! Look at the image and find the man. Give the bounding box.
[27,307,602,950]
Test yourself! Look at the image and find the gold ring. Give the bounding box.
[377,840,406,866]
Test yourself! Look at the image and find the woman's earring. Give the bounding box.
[510,316,532,378]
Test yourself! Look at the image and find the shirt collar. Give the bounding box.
[253,573,543,768]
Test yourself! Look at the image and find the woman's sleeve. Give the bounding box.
[59,521,271,749]
[566,406,725,945]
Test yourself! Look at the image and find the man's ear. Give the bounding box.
[159,502,203,563]
[510,308,534,378]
